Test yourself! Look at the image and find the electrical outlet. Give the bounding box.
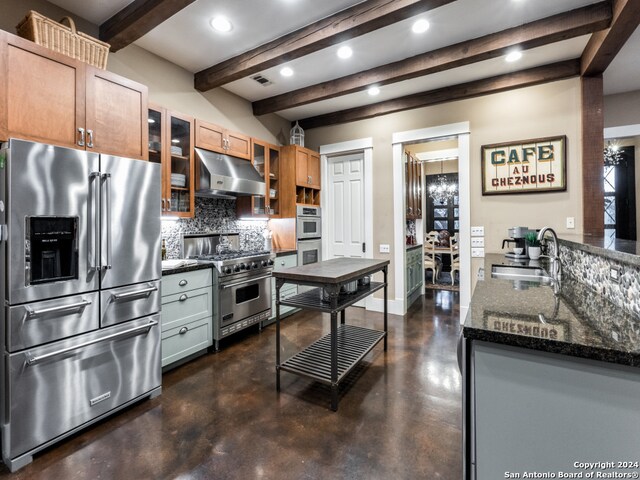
[610,266,622,283]
[477,268,485,281]
[471,237,484,247]
[379,244,390,254]
[471,226,484,237]
[566,217,575,229]
[471,247,485,258]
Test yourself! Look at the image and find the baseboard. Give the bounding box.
[366,297,405,316]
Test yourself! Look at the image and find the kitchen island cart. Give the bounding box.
[274,258,389,411]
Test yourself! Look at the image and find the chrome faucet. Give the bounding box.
[537,226,560,280]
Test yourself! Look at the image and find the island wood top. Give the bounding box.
[273,258,389,285]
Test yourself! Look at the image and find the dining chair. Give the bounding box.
[450,233,460,285]
[424,234,441,284]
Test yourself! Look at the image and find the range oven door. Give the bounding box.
[218,273,272,327]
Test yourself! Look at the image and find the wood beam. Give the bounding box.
[581,0,640,76]
[254,2,610,116]
[194,0,456,91]
[297,59,581,130]
[581,76,605,236]
[100,0,196,52]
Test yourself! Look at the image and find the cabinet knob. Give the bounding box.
[178,279,188,286]
[179,293,188,301]
[281,261,285,266]
[179,326,189,335]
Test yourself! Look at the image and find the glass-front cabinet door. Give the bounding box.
[268,145,280,216]
[237,140,280,219]
[148,105,194,218]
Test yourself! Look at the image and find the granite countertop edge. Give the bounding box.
[162,262,213,276]
[558,237,640,267]
[406,244,422,251]
[273,248,297,256]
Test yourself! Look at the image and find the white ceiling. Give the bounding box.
[46,0,640,121]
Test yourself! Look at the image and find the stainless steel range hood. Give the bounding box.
[195,148,265,199]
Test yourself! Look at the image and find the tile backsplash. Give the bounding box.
[161,197,268,258]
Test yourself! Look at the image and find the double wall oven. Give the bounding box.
[0,140,162,472]
[183,233,274,350]
[297,205,322,267]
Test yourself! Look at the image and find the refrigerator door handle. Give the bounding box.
[102,173,112,270]
[25,320,159,366]
[88,172,100,272]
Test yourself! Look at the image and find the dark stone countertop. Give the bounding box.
[273,248,297,257]
[273,257,389,285]
[558,234,640,267]
[463,254,640,367]
[161,261,213,276]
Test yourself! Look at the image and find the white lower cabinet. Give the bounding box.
[263,253,299,327]
[161,268,213,368]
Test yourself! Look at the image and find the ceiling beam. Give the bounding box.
[194,0,456,92]
[581,0,640,76]
[297,59,581,130]
[254,2,610,115]
[100,0,196,52]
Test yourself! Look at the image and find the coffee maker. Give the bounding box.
[502,226,534,259]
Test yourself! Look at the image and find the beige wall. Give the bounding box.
[604,90,640,128]
[1,0,290,145]
[306,79,583,296]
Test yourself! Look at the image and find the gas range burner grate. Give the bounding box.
[188,250,271,262]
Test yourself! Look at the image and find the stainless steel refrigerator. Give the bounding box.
[0,139,162,471]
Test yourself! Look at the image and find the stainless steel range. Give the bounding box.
[183,233,274,350]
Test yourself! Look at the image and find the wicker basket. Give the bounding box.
[16,10,110,69]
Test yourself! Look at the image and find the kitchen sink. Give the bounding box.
[490,264,554,285]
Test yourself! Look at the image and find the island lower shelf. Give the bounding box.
[278,282,385,312]
[280,324,386,385]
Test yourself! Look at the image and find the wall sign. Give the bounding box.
[481,136,566,195]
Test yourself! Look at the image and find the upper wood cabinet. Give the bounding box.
[294,147,321,189]
[194,119,251,159]
[405,151,422,220]
[149,104,195,218]
[0,31,148,160]
[237,139,281,219]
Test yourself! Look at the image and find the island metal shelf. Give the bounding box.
[274,258,389,411]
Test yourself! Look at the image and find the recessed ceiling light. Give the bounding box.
[210,16,232,33]
[368,86,380,96]
[505,50,523,62]
[337,46,353,59]
[280,67,294,77]
[412,19,430,34]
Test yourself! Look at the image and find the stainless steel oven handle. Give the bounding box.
[26,320,158,366]
[221,274,272,289]
[103,173,112,270]
[88,172,100,272]
[112,286,158,300]
[25,299,92,317]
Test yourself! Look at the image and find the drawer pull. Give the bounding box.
[25,299,92,317]
[178,279,188,286]
[179,327,189,335]
[179,294,188,301]
[112,286,157,300]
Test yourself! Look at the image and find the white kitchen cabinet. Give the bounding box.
[263,253,299,327]
[470,341,640,479]
[161,268,214,369]
[405,246,423,305]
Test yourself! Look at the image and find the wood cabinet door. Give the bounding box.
[195,119,225,153]
[307,152,321,188]
[296,148,309,186]
[3,33,85,149]
[85,67,148,160]
[226,130,251,159]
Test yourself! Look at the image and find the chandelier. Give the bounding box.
[604,141,623,166]
[428,160,457,204]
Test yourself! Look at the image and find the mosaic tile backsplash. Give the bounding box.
[559,245,640,318]
[161,197,268,259]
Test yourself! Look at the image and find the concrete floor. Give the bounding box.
[0,290,462,479]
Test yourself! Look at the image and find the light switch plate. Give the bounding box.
[471,226,484,237]
[379,244,390,253]
[566,217,575,229]
[471,238,485,247]
[471,247,485,258]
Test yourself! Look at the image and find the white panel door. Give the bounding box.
[328,153,365,259]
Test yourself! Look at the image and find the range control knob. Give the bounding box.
[233,265,241,272]
[223,266,232,274]
[239,263,246,270]
[250,262,258,269]
[261,260,268,267]
[267,259,274,266]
